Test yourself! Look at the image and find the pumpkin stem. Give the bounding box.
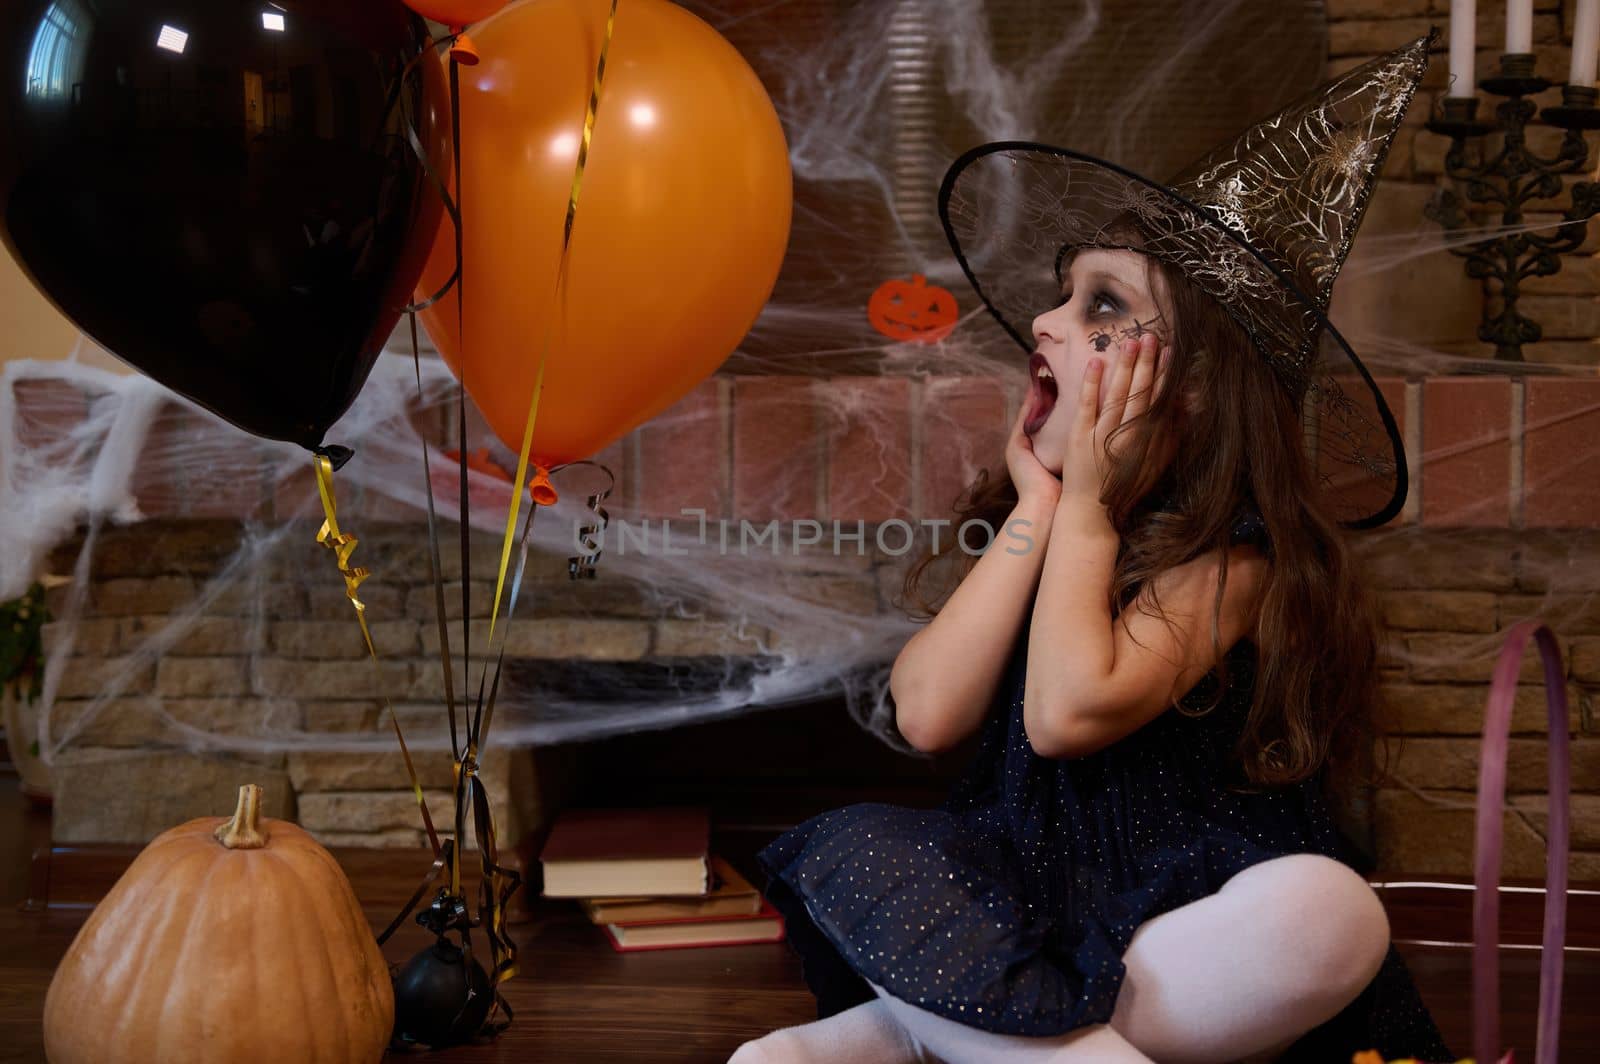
[215,783,269,849]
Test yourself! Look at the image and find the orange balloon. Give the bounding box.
[415,0,792,468]
[402,0,506,26]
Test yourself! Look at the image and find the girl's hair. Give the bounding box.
[898,225,1402,816]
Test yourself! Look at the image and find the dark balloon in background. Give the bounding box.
[0,0,449,450]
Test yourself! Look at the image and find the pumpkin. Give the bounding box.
[867,274,959,343]
[43,784,394,1064]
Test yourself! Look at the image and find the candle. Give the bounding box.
[1572,0,1600,87]
[1449,0,1477,97]
[1507,0,1533,54]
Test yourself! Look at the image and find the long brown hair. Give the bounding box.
[900,232,1401,814]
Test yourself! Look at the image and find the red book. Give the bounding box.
[600,897,787,953]
[539,806,710,898]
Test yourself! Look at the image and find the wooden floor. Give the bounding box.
[2,775,1597,1063]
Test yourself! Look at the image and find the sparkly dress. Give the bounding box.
[755,505,1457,1062]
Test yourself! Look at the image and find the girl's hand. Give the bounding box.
[1061,331,1170,505]
[1005,392,1062,509]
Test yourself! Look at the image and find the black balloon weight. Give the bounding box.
[391,939,494,1048]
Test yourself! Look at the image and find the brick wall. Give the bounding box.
[17,358,1600,876]
[1316,1,1600,878]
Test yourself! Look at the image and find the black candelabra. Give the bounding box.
[1424,52,1600,364]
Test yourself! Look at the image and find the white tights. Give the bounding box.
[727,853,1392,1064]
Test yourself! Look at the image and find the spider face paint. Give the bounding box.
[1088,313,1166,353]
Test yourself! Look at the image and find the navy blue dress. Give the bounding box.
[756,507,1457,1062]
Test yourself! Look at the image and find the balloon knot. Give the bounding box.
[315,444,356,472]
[449,31,481,65]
[416,887,476,939]
[529,464,558,506]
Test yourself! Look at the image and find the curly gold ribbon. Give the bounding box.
[312,454,443,859]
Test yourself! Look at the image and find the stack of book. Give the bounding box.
[538,805,786,953]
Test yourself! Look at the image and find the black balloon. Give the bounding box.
[391,939,493,1047]
[0,1,448,450]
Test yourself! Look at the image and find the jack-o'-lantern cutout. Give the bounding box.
[867,275,959,343]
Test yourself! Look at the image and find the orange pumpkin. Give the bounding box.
[867,274,960,343]
[43,784,394,1064]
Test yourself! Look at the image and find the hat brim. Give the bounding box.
[937,140,1406,531]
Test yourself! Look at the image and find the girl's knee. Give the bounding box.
[727,1035,789,1064]
[729,1027,849,1064]
[1248,853,1390,1002]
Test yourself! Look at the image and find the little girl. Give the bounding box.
[731,32,1454,1064]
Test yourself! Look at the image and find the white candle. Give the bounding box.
[1571,0,1600,87]
[1507,0,1533,54]
[1449,0,1477,97]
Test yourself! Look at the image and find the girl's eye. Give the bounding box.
[1053,290,1119,315]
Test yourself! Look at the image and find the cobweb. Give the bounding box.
[0,1,1589,830]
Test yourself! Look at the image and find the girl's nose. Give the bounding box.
[1031,308,1065,345]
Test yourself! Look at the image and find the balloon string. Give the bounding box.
[465,0,624,775]
[398,89,461,315]
[459,456,613,762]
[408,313,462,764]
[470,771,523,990]
[311,454,443,860]
[395,44,525,1027]
[368,26,445,160]
[453,0,618,1006]
[383,29,462,315]
[376,838,454,947]
[486,0,618,648]
[387,0,619,1008]
[449,48,471,904]
[357,17,532,1037]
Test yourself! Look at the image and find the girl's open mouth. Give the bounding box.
[1024,351,1058,436]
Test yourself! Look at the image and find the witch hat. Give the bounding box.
[939,29,1439,529]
